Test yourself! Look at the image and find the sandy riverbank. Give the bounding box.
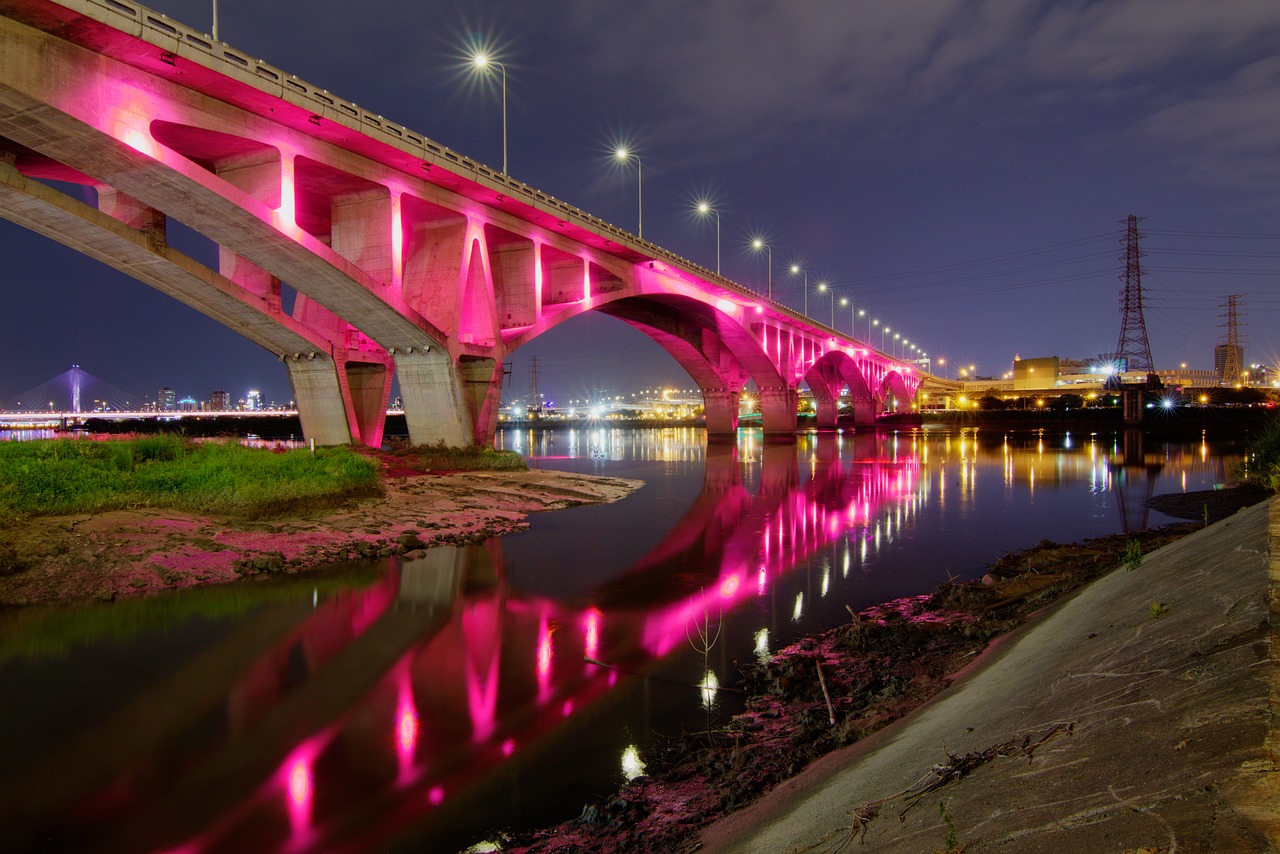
[0,467,641,606]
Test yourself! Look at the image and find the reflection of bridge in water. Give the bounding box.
[0,435,922,852]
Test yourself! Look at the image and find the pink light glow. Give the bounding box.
[501,738,516,757]
[282,752,314,845]
[395,690,419,781]
[536,613,554,701]
[719,574,741,598]
[755,305,763,314]
[428,786,445,806]
[562,699,575,717]
[583,608,601,662]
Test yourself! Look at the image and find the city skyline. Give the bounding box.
[2,1,1279,407]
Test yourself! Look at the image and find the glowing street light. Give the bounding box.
[750,238,773,300]
[469,51,508,175]
[695,200,720,274]
[858,308,868,341]
[614,147,642,238]
[817,281,835,327]
[840,296,856,336]
[788,264,808,316]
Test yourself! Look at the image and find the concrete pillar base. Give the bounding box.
[703,388,740,437]
[396,351,475,447]
[848,396,877,427]
[760,387,798,437]
[286,356,355,446]
[460,356,503,447]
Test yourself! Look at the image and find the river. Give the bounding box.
[0,425,1243,853]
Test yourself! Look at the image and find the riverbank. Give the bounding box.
[498,486,1274,853]
[0,460,641,606]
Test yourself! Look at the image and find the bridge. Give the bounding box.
[0,0,923,448]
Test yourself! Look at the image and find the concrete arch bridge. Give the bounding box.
[0,0,921,447]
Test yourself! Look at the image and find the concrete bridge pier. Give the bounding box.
[394,350,475,448]
[703,388,741,439]
[285,354,389,447]
[760,387,799,439]
[811,394,839,430]
[847,396,878,427]
[460,356,504,447]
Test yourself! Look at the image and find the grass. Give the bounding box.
[388,441,527,473]
[1241,416,1280,492]
[0,435,381,524]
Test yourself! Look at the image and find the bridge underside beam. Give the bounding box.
[0,158,393,446]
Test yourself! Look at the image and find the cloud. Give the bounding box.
[560,0,1280,177]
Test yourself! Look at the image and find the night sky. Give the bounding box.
[2,0,1279,408]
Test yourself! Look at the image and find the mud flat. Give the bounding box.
[0,468,641,606]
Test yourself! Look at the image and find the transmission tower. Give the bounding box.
[1218,294,1244,385]
[1113,215,1155,373]
[528,355,542,418]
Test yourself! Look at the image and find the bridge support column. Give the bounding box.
[97,188,165,247]
[813,393,839,429]
[703,389,740,438]
[760,387,798,438]
[461,356,503,447]
[395,351,474,447]
[848,396,877,427]
[286,356,357,446]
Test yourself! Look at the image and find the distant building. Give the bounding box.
[245,389,263,411]
[158,387,176,412]
[210,390,231,410]
[1215,344,1244,384]
[177,397,198,412]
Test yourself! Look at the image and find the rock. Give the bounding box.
[396,532,426,551]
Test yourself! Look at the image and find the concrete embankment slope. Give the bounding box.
[703,499,1280,853]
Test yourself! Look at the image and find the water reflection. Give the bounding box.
[0,427,1243,853]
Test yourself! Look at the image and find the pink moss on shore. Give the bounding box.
[0,469,640,606]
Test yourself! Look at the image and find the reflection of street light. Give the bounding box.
[789,264,808,316]
[750,238,773,300]
[469,51,508,174]
[817,281,835,327]
[614,147,642,238]
[695,200,720,274]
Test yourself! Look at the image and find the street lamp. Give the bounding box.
[817,281,835,327]
[470,51,508,175]
[882,325,890,352]
[789,264,808,316]
[695,200,720,274]
[893,333,901,358]
[614,147,642,238]
[858,309,868,341]
[840,296,855,336]
[750,238,773,300]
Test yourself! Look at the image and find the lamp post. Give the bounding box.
[789,264,807,316]
[212,0,219,41]
[750,238,773,300]
[882,325,890,352]
[696,201,720,274]
[817,281,835,327]
[840,297,857,337]
[614,147,642,238]
[470,52,508,175]
[893,333,901,358]
[858,309,868,341]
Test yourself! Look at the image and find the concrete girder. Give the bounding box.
[0,159,391,445]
